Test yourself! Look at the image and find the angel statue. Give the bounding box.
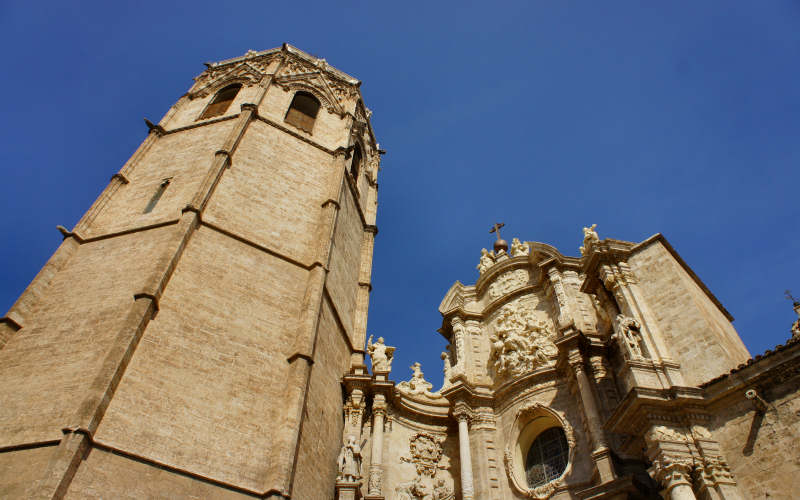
[477,248,495,274]
[336,435,362,482]
[367,335,395,373]
[510,237,530,257]
[579,224,599,256]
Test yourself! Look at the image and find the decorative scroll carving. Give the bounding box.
[579,224,599,256]
[396,433,454,500]
[504,402,576,500]
[511,238,531,257]
[477,248,496,274]
[488,269,529,299]
[367,335,395,373]
[489,302,557,378]
[336,435,362,482]
[397,362,443,400]
[612,315,647,360]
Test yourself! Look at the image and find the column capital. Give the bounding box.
[650,453,695,493]
[453,402,473,424]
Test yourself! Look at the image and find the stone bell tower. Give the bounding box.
[0,44,380,499]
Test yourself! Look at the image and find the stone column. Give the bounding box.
[367,395,387,498]
[569,354,615,482]
[454,404,475,500]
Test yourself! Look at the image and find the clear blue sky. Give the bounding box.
[1,2,798,389]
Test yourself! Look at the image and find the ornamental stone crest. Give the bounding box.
[396,433,454,500]
[397,362,443,400]
[489,301,557,378]
[488,269,529,299]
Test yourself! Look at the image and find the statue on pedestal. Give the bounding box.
[336,435,362,482]
[367,335,395,373]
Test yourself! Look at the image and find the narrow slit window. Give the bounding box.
[284,91,320,133]
[350,145,362,181]
[198,84,241,120]
[143,179,171,214]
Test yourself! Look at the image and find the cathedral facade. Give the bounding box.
[0,46,798,499]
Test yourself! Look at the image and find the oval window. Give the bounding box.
[525,427,569,488]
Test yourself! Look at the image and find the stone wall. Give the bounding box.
[628,238,750,385]
[705,346,800,500]
[292,297,353,500]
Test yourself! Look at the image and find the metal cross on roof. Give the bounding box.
[489,222,505,241]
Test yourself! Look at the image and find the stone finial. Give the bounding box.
[366,335,395,374]
[579,224,599,256]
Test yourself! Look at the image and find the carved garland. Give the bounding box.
[503,402,576,500]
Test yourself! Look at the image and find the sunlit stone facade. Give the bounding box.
[1,46,798,500]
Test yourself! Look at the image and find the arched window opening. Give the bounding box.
[285,91,320,133]
[524,427,569,488]
[199,84,241,120]
[350,145,362,181]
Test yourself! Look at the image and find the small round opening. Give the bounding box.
[524,426,569,488]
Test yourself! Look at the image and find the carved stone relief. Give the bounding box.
[489,299,557,379]
[395,433,454,500]
[488,269,529,300]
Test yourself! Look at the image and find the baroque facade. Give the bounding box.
[1,46,799,499]
[345,224,800,500]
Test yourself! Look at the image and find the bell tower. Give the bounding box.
[0,45,380,499]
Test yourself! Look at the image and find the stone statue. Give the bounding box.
[477,248,495,274]
[510,237,530,257]
[440,350,453,389]
[579,223,599,256]
[614,314,645,359]
[397,362,442,399]
[367,335,395,373]
[336,435,362,482]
